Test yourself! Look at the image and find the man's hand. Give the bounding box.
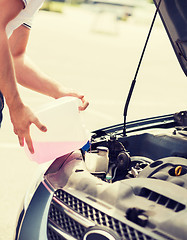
[9,103,47,153]
[57,87,89,111]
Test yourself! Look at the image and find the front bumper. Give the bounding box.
[16,180,54,240]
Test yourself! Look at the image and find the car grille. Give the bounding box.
[48,227,66,240]
[48,203,86,239]
[47,189,156,240]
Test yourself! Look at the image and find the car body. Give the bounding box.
[15,0,187,239]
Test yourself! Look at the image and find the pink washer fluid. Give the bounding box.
[24,97,90,164]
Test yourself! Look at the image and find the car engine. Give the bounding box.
[45,113,187,240]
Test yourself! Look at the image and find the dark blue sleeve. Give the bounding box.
[0,91,4,127]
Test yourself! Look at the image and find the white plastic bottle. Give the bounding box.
[24,97,90,164]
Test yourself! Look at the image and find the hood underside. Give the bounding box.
[153,0,187,76]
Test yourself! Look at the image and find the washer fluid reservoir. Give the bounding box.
[85,146,109,174]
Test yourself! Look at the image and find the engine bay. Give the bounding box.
[45,112,187,239]
[83,124,187,188]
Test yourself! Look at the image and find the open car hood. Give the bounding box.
[153,0,187,76]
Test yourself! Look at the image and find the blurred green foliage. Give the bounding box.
[40,0,154,13]
[40,1,64,13]
[40,0,85,12]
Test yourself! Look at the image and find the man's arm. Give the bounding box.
[0,0,47,153]
[9,25,89,111]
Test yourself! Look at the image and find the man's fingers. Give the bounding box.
[26,118,46,153]
[18,135,24,147]
[10,105,47,154]
[33,118,47,132]
[79,96,89,111]
[74,94,89,111]
[61,88,89,111]
[17,131,34,154]
[25,134,34,154]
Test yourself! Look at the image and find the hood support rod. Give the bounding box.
[123,0,162,136]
